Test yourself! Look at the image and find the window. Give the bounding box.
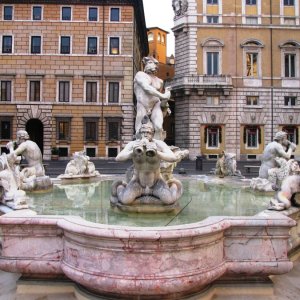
[88,7,98,21]
[205,126,221,148]
[62,7,71,20]
[110,8,120,21]
[246,96,259,105]
[86,147,96,157]
[284,54,295,78]
[87,37,97,54]
[3,6,13,20]
[58,147,68,157]
[59,81,70,102]
[206,96,219,105]
[241,40,263,79]
[1,81,11,101]
[245,126,259,148]
[0,118,12,140]
[207,16,219,23]
[2,36,12,53]
[207,0,218,4]
[207,52,219,75]
[109,37,120,55]
[284,0,294,6]
[31,36,41,54]
[29,81,41,102]
[107,119,120,140]
[246,52,258,77]
[245,17,258,24]
[246,0,256,5]
[148,32,154,41]
[86,82,97,102]
[283,126,298,144]
[56,118,71,140]
[284,96,296,106]
[162,35,165,44]
[157,33,161,42]
[60,36,70,54]
[108,147,118,157]
[84,118,99,141]
[32,6,42,20]
[108,82,120,103]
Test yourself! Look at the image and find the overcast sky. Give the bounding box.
[142,0,175,56]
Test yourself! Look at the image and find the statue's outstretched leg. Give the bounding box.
[118,179,143,205]
[153,178,177,205]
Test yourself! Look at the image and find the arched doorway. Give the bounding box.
[26,119,44,154]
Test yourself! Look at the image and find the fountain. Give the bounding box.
[0,58,299,299]
[0,130,52,209]
[58,150,100,180]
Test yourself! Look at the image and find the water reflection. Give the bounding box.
[28,179,271,227]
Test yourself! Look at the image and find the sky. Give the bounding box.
[142,0,175,56]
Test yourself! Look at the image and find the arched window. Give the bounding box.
[201,38,224,75]
[148,32,154,42]
[162,35,165,44]
[241,39,264,78]
[157,33,161,42]
[279,41,300,79]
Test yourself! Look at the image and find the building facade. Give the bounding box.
[171,0,300,160]
[0,0,148,159]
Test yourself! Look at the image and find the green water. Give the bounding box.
[27,178,271,227]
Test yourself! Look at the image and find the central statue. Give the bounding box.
[134,56,171,140]
[111,56,188,211]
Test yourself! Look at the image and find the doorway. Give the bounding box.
[26,119,44,154]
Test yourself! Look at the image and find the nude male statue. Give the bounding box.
[112,120,180,205]
[134,56,171,140]
[6,130,45,182]
[259,131,296,179]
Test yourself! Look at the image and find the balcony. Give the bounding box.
[171,75,233,95]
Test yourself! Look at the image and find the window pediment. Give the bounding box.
[240,39,264,48]
[201,38,224,48]
[279,40,300,49]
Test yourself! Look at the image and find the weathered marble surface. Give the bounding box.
[58,151,100,179]
[0,210,295,298]
[111,118,182,209]
[251,131,298,193]
[0,130,52,210]
[214,151,242,178]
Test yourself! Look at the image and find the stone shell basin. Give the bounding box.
[0,206,295,298]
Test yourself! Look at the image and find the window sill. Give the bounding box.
[203,105,225,108]
[281,106,300,109]
[105,102,121,105]
[243,105,264,109]
[281,78,300,88]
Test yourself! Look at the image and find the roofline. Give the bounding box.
[147,27,170,34]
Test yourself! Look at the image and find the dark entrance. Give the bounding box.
[26,119,44,154]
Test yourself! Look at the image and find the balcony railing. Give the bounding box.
[171,75,232,88]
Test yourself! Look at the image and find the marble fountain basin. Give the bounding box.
[0,176,297,298]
